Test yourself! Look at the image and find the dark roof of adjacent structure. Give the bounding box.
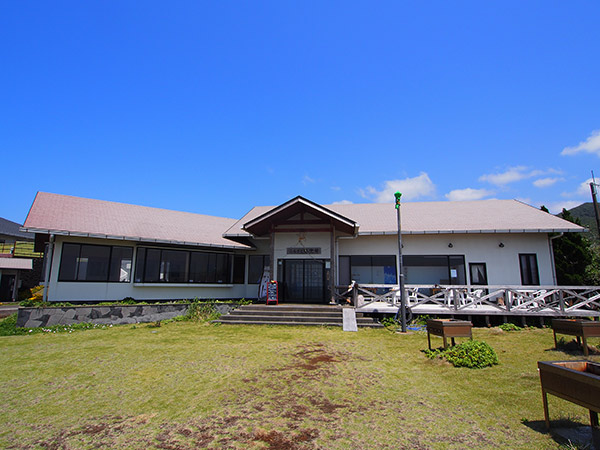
[22,192,249,250]
[0,217,33,240]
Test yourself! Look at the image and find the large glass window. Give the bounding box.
[404,255,466,285]
[519,254,539,285]
[248,255,270,284]
[109,246,133,282]
[233,255,246,284]
[135,247,233,284]
[160,250,188,283]
[339,255,397,285]
[59,243,132,282]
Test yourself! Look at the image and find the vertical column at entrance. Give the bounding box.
[330,223,336,304]
[269,226,275,281]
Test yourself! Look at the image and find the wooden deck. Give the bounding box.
[337,284,600,318]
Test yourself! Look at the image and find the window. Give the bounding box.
[109,246,133,282]
[160,250,188,283]
[135,247,233,284]
[519,254,539,285]
[403,255,466,285]
[248,255,270,284]
[58,243,133,282]
[232,255,246,284]
[469,263,488,285]
[339,255,397,285]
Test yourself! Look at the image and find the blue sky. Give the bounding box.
[2,1,600,224]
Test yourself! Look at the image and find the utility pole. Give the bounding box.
[394,191,407,332]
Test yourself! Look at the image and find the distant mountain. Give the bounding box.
[564,202,599,239]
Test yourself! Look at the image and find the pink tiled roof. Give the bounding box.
[224,199,585,236]
[23,192,248,249]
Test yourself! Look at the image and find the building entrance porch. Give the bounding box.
[278,259,331,304]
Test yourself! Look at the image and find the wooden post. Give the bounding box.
[542,389,550,429]
[559,290,565,313]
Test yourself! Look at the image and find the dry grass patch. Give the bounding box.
[1,321,599,449]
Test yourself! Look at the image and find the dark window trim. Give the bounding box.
[134,246,236,284]
[519,253,540,286]
[338,255,398,285]
[58,242,133,283]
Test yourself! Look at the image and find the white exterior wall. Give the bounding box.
[47,236,245,302]
[338,232,555,286]
[46,230,557,302]
[273,232,332,263]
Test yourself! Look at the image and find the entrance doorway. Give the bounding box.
[279,259,329,303]
[0,274,16,302]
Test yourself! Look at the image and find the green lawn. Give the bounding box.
[0,321,597,449]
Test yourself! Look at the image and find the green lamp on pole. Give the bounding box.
[394,191,407,332]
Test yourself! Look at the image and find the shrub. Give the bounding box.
[499,323,522,332]
[381,317,399,329]
[424,340,499,369]
[183,300,221,322]
[444,340,499,368]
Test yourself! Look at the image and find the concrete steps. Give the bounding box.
[216,304,383,328]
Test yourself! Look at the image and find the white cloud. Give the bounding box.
[479,166,561,187]
[302,175,316,185]
[562,178,593,198]
[445,188,494,202]
[543,200,583,214]
[479,166,531,186]
[533,177,563,188]
[363,172,436,202]
[561,130,600,157]
[332,199,353,205]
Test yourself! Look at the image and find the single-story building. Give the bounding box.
[21,192,584,304]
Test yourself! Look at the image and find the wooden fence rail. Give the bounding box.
[334,283,600,317]
[0,241,43,258]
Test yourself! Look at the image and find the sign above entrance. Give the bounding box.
[287,247,321,255]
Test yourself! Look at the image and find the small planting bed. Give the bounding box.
[552,319,600,357]
[538,360,600,446]
[426,318,472,350]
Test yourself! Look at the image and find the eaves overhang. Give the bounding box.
[20,227,250,251]
[357,227,586,236]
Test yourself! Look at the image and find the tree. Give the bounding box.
[543,206,593,285]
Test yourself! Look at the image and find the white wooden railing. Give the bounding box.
[334,283,600,317]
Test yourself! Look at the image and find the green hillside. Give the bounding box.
[565,202,599,240]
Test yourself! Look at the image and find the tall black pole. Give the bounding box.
[394,191,407,332]
[591,180,600,239]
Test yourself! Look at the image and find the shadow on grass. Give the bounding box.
[544,338,600,357]
[522,418,595,449]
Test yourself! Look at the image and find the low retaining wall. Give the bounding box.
[16,303,239,328]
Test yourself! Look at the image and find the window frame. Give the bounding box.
[134,246,235,284]
[519,253,540,286]
[58,242,133,283]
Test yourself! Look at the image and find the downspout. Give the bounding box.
[548,233,563,285]
[42,234,55,303]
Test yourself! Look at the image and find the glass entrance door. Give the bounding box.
[281,259,328,303]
